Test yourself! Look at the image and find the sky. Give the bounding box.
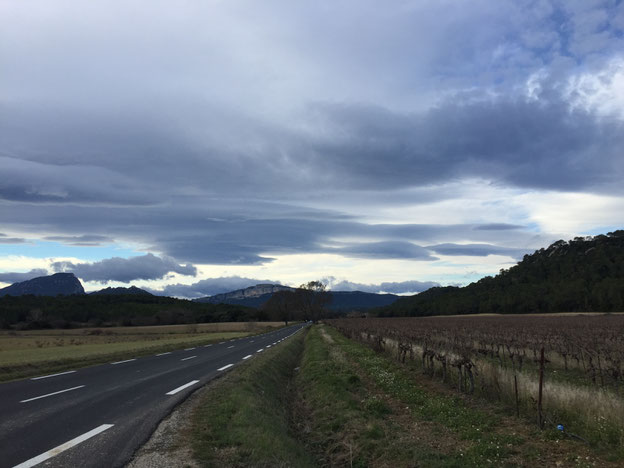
[1,0,624,297]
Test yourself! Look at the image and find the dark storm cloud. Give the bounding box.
[332,241,437,260]
[1,0,623,272]
[44,235,113,246]
[305,95,624,192]
[0,155,157,206]
[148,276,277,299]
[427,243,529,259]
[3,83,622,222]
[0,233,26,244]
[474,224,525,231]
[51,254,197,283]
[0,200,550,265]
[330,279,439,294]
[0,269,49,284]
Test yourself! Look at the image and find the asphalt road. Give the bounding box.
[0,323,308,468]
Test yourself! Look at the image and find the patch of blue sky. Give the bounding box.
[431,260,481,268]
[524,222,541,233]
[0,240,140,261]
[583,225,623,237]
[437,272,490,286]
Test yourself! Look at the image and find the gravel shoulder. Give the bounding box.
[126,383,208,468]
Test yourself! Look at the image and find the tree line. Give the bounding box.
[261,281,332,324]
[0,280,334,329]
[0,294,259,329]
[378,230,624,317]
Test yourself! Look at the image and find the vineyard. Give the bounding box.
[328,314,624,457]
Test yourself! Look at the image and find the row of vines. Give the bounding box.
[327,315,624,453]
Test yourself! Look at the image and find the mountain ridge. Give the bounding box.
[89,286,153,296]
[195,284,294,304]
[195,283,399,310]
[0,273,85,297]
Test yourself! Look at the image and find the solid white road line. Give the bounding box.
[181,355,197,361]
[156,352,171,356]
[242,355,252,360]
[166,380,199,395]
[227,345,234,349]
[184,347,196,351]
[111,359,136,365]
[13,424,114,468]
[218,364,234,371]
[30,370,76,380]
[20,385,85,403]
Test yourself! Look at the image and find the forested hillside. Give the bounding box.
[380,230,624,316]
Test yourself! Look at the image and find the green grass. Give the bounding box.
[295,326,420,466]
[320,325,610,467]
[185,324,611,466]
[190,329,315,467]
[297,326,503,466]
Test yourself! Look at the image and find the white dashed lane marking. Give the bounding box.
[20,385,86,403]
[13,424,114,468]
[30,370,76,380]
[111,359,136,365]
[166,380,199,395]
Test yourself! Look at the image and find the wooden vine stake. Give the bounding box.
[514,374,520,418]
[537,347,545,429]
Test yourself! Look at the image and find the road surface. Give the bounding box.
[0,323,307,468]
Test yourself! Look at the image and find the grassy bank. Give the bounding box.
[190,327,315,467]
[0,322,284,382]
[186,324,613,466]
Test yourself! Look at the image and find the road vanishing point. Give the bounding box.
[0,323,308,468]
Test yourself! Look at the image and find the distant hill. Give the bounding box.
[90,286,153,296]
[196,283,399,310]
[379,230,624,317]
[0,273,85,297]
[194,284,294,305]
[329,291,399,310]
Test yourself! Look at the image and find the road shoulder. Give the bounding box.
[127,379,205,468]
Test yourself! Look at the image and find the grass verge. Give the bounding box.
[190,328,315,467]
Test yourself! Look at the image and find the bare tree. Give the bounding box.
[296,280,331,323]
[262,290,297,325]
